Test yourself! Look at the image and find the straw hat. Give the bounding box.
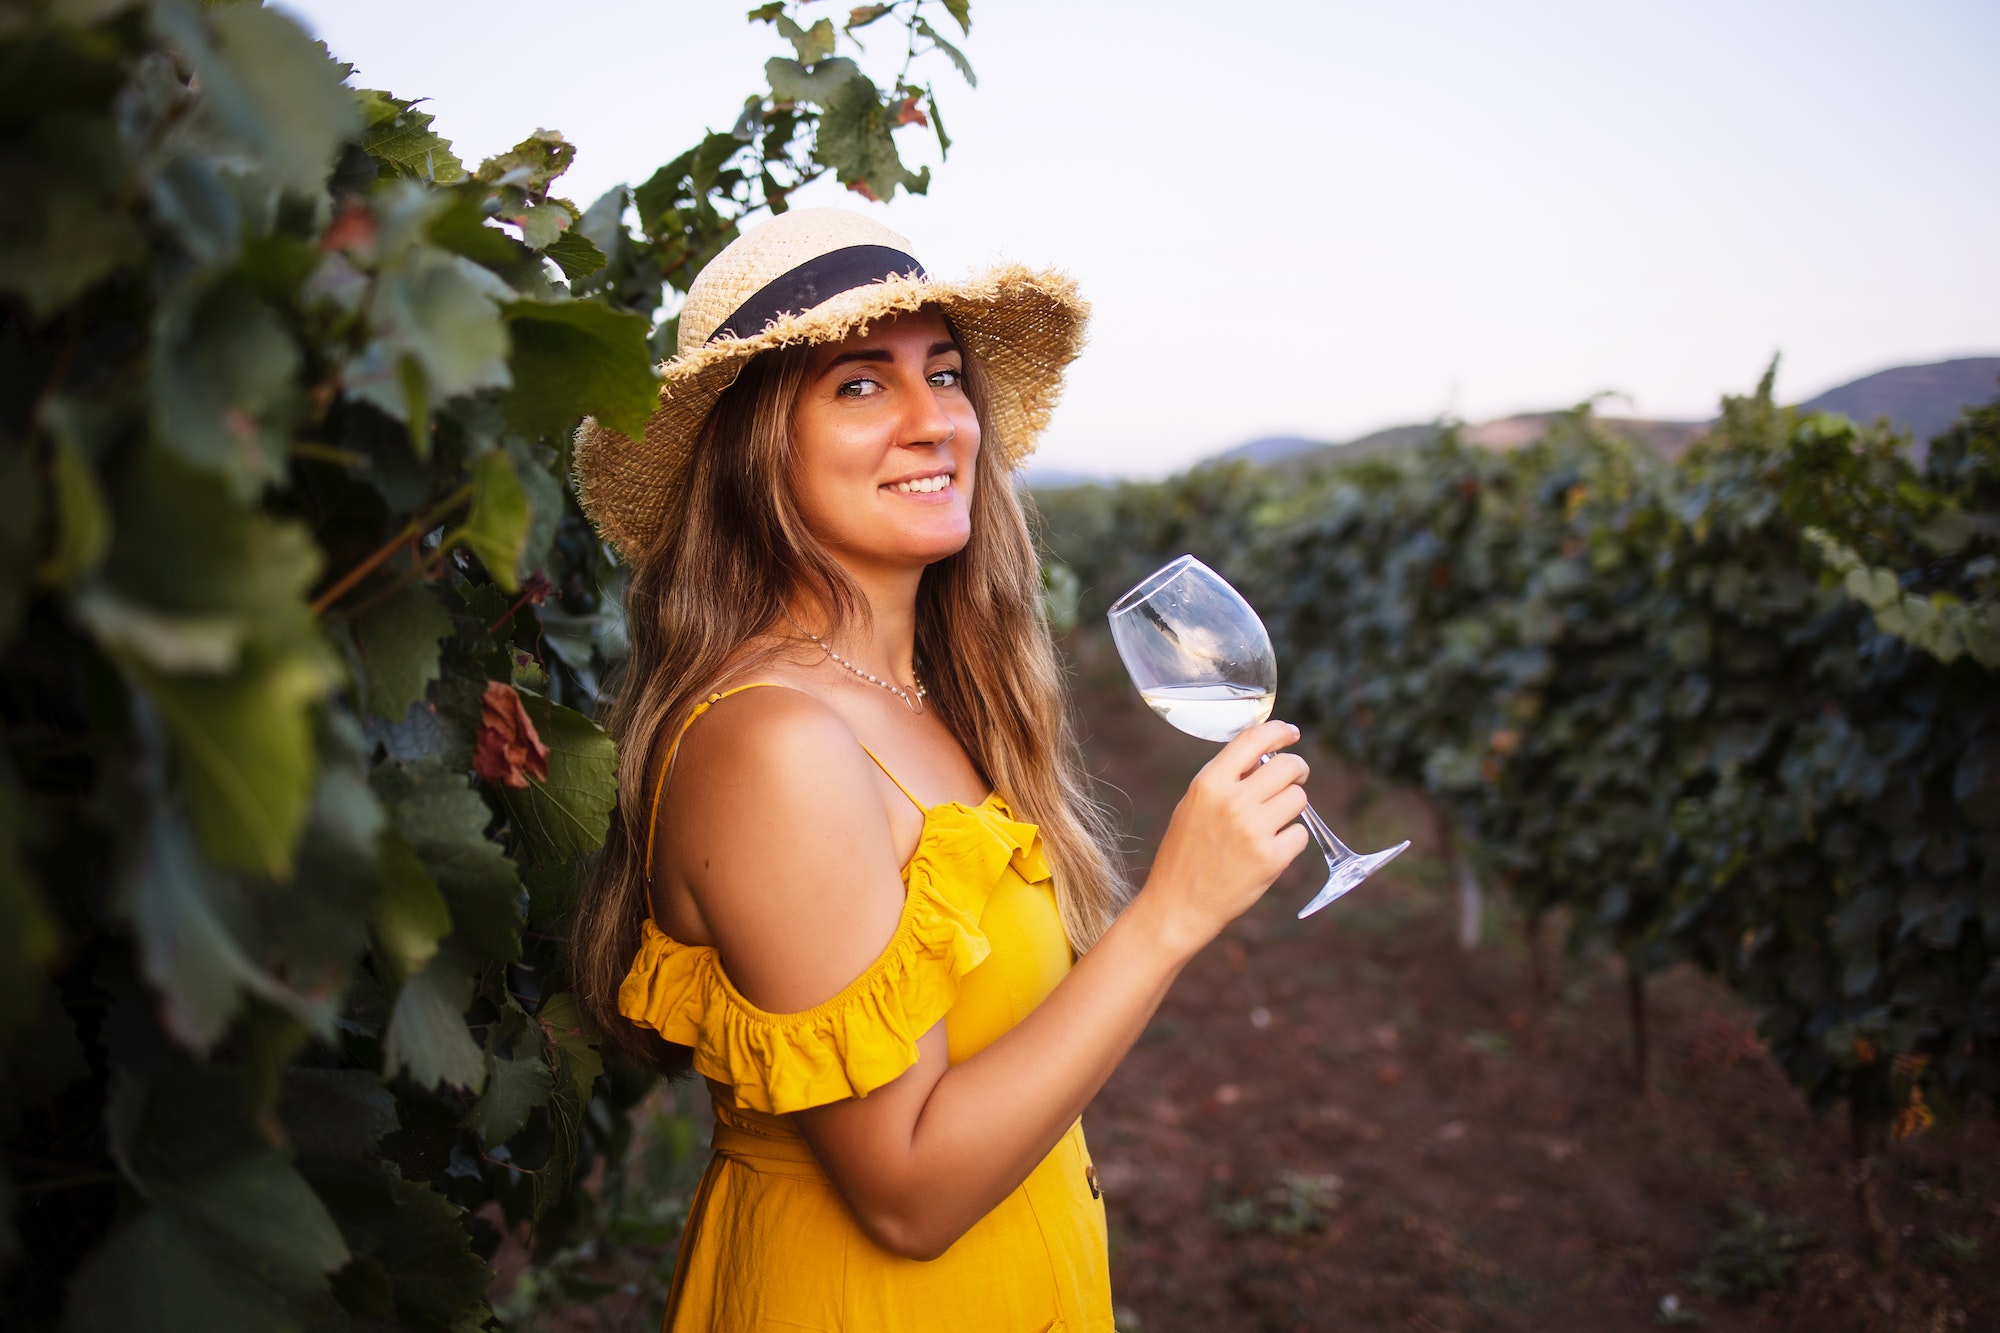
[572,208,1088,555]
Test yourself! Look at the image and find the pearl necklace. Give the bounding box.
[786,617,927,714]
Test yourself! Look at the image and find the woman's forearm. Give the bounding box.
[801,885,1201,1258]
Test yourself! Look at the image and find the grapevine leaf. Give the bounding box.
[508,439,564,576]
[776,15,837,63]
[940,0,972,34]
[765,54,865,106]
[444,449,532,594]
[375,759,523,963]
[502,298,658,441]
[426,193,535,272]
[473,130,576,195]
[368,829,452,984]
[0,178,144,319]
[355,584,453,721]
[384,951,486,1093]
[152,280,302,497]
[536,992,604,1107]
[67,1152,350,1333]
[501,691,618,862]
[300,1163,492,1328]
[350,244,515,427]
[530,992,604,1220]
[279,1069,399,1160]
[541,228,607,281]
[353,89,465,183]
[915,17,976,87]
[464,1004,554,1144]
[518,201,570,250]
[100,449,321,647]
[846,4,892,31]
[159,1,360,197]
[814,72,930,200]
[128,650,330,879]
[115,814,272,1050]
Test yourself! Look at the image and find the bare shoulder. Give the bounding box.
[665,682,909,1014]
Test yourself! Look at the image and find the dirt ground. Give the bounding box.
[514,637,1998,1332]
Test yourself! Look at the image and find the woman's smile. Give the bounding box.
[882,468,956,498]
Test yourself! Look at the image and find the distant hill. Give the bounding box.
[1799,357,1999,444]
[1203,356,2000,475]
[1212,435,1329,465]
[1014,464,1106,490]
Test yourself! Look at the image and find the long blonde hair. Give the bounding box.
[573,321,1128,1070]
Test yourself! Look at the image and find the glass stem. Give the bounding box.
[1300,800,1357,865]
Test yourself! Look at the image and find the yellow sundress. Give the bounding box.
[618,684,1113,1332]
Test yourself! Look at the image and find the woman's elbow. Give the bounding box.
[851,1203,967,1262]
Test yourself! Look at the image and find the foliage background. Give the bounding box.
[0,0,971,1326]
[1035,379,2000,1192]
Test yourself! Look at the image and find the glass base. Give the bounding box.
[1295,840,1411,919]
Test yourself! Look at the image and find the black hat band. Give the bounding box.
[707,244,928,344]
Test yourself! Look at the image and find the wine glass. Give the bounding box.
[1107,554,1409,918]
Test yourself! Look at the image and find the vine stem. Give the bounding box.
[310,482,471,615]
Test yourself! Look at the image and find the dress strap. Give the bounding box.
[857,744,929,814]
[643,683,787,880]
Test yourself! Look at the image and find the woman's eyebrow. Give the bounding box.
[929,341,959,358]
[821,348,894,371]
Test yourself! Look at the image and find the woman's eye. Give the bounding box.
[836,377,882,398]
[928,367,962,389]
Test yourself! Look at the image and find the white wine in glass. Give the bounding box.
[1137,683,1274,743]
[1109,555,1408,918]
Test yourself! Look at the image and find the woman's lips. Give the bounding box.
[882,472,955,500]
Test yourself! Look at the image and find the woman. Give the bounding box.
[571,209,1310,1331]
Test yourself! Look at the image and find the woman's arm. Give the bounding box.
[669,692,1309,1260]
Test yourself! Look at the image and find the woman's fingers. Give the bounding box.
[1213,719,1300,777]
[1242,751,1309,802]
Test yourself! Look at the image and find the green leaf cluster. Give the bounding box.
[0,0,980,1324]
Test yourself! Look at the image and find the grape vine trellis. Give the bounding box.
[1034,376,2000,1254]
[0,0,975,1326]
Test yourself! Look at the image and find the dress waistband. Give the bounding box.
[710,1114,828,1181]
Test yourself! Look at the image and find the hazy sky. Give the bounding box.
[285,0,2000,477]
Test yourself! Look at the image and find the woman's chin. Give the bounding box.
[837,522,970,570]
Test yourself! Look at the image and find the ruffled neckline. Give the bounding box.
[617,794,1051,1114]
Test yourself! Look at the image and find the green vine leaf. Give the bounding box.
[502,298,658,441]
[445,450,532,594]
[128,649,332,879]
[67,1151,350,1333]
[766,54,864,106]
[384,951,485,1093]
[501,691,618,864]
[368,829,452,985]
[814,71,930,200]
[355,584,453,721]
[157,1,360,197]
[355,89,466,183]
[464,1003,555,1144]
[777,14,838,63]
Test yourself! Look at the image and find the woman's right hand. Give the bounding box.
[1139,719,1313,957]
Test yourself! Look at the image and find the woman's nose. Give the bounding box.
[898,379,956,447]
